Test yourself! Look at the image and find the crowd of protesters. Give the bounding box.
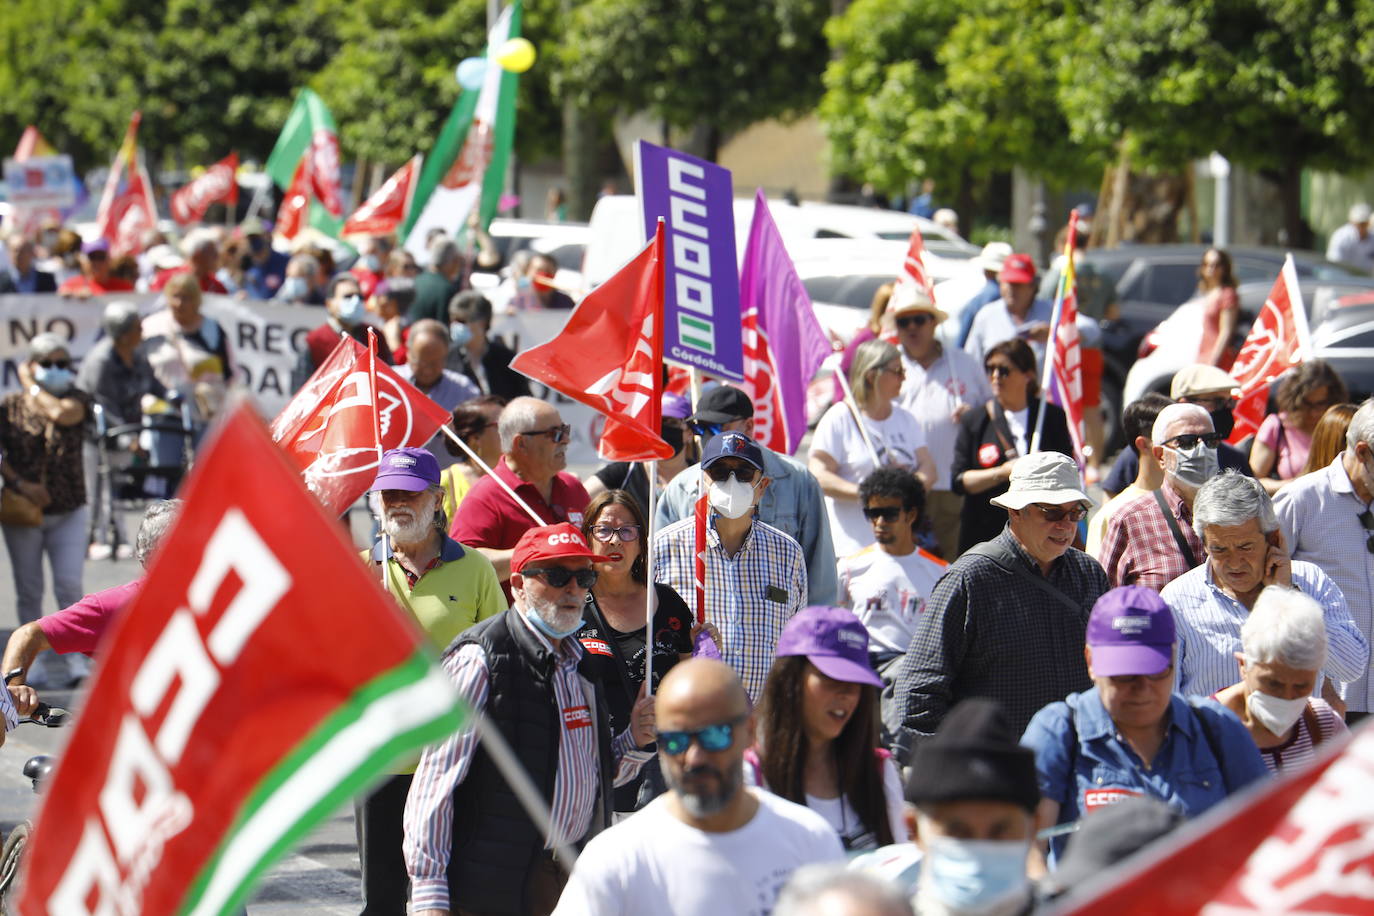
[1,217,1373,915]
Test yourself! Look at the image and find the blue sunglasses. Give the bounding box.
[657,715,747,756]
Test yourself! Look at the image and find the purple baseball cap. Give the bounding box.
[370,447,440,492]
[661,392,692,420]
[775,606,883,688]
[81,238,110,255]
[1086,586,1176,677]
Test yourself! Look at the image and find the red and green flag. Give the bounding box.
[266,88,344,239]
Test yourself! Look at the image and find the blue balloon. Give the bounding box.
[456,57,487,92]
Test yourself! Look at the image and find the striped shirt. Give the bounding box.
[403,608,650,912]
[1255,698,1347,775]
[1162,560,1371,699]
[653,514,808,703]
[1099,481,1203,591]
[1273,455,1374,711]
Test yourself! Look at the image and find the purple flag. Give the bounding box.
[738,190,833,455]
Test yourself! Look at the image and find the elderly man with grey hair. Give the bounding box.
[1162,470,1368,701]
[1099,402,1220,591]
[1275,397,1374,724]
[775,865,914,916]
[76,301,169,558]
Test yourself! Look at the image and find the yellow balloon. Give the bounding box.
[496,37,536,73]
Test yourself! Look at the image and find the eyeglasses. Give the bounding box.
[36,359,71,370]
[985,364,1015,379]
[1358,510,1374,554]
[1164,432,1222,450]
[657,715,747,756]
[1106,665,1175,686]
[862,506,904,521]
[1030,503,1088,523]
[877,363,905,377]
[1300,396,1332,412]
[895,313,934,329]
[521,566,598,589]
[705,463,759,484]
[521,424,571,444]
[590,524,640,543]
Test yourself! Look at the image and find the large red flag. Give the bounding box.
[1228,255,1310,443]
[344,155,421,237]
[1042,209,1086,463]
[15,404,463,916]
[309,127,344,219]
[170,152,240,225]
[510,223,673,462]
[270,336,452,516]
[96,111,159,257]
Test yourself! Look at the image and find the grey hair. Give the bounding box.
[181,227,220,258]
[774,865,914,916]
[408,318,450,352]
[1242,585,1328,671]
[1151,402,1212,445]
[286,252,320,278]
[1345,398,1374,451]
[137,499,183,567]
[1192,470,1279,540]
[850,339,901,408]
[498,397,546,453]
[102,300,142,338]
[428,237,462,271]
[27,332,68,361]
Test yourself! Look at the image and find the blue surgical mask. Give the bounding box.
[527,606,584,641]
[336,294,367,326]
[279,276,309,302]
[33,365,74,396]
[450,322,473,347]
[516,275,532,291]
[360,254,382,273]
[924,837,1030,913]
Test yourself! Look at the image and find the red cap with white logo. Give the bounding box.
[511,523,598,574]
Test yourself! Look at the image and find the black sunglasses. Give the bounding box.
[36,359,71,370]
[521,424,571,444]
[1031,503,1088,523]
[521,566,597,589]
[1359,510,1374,555]
[896,313,934,329]
[1165,432,1222,450]
[657,715,747,756]
[705,464,759,484]
[863,506,903,521]
[985,364,1014,379]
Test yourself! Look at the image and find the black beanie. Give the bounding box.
[906,698,1040,813]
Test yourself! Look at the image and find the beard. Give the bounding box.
[526,591,583,635]
[382,497,435,545]
[663,759,742,818]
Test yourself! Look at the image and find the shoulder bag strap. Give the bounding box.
[586,593,642,702]
[965,540,1083,618]
[1152,489,1197,567]
[985,401,1016,457]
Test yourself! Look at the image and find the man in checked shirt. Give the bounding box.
[404,523,656,916]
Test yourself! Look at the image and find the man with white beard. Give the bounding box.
[357,446,506,914]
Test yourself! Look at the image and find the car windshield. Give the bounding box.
[803,275,891,310]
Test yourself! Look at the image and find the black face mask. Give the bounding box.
[1210,407,1235,440]
[660,422,684,456]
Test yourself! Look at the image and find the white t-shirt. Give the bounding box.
[811,403,928,557]
[837,544,949,655]
[897,345,991,491]
[1004,406,1030,456]
[804,756,911,851]
[553,790,844,916]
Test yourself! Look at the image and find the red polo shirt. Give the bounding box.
[449,456,590,568]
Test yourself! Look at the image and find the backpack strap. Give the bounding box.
[965,539,1084,619]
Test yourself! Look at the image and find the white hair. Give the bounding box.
[774,865,914,916]
[498,397,546,453]
[1345,398,1374,451]
[181,227,220,258]
[137,499,183,567]
[1151,402,1212,445]
[1192,471,1279,540]
[1242,586,1328,671]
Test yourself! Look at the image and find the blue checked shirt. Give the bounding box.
[653,514,808,703]
[1161,560,1370,699]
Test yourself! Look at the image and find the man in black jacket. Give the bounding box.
[0,233,57,293]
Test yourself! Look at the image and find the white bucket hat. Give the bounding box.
[989,452,1093,511]
[974,241,1013,274]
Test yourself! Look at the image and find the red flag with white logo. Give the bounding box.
[1045,209,1086,463]
[1228,255,1310,443]
[309,128,344,218]
[170,152,240,225]
[269,336,452,516]
[14,404,463,916]
[96,111,159,257]
[510,222,673,462]
[344,155,421,237]
[275,156,313,241]
[893,223,937,305]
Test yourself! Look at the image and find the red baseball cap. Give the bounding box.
[511,523,597,574]
[998,253,1036,284]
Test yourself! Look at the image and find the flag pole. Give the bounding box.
[367,329,388,587]
[1030,210,1077,455]
[832,356,882,467]
[643,459,658,696]
[437,423,546,526]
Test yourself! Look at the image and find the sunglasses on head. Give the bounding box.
[862,506,904,521]
[1030,503,1088,523]
[36,358,71,370]
[521,566,597,589]
[521,424,571,444]
[895,313,934,329]
[590,524,640,543]
[1165,432,1222,450]
[985,363,1015,379]
[705,463,759,484]
[657,715,747,756]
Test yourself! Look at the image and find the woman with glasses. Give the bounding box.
[439,395,507,519]
[1021,587,1268,873]
[951,337,1072,554]
[810,340,937,557]
[576,489,712,813]
[1250,359,1348,489]
[748,605,907,852]
[1195,248,1240,368]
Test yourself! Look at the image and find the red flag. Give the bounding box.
[344,155,421,237]
[1228,255,1310,443]
[1046,209,1087,463]
[96,111,159,257]
[693,490,708,625]
[309,128,344,218]
[170,152,240,225]
[893,223,937,305]
[1060,725,1374,914]
[269,336,452,516]
[15,404,462,916]
[275,156,312,241]
[510,223,673,462]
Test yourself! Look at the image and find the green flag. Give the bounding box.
[267,88,343,238]
[402,0,521,255]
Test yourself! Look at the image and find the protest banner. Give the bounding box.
[634,139,744,381]
[3,155,76,210]
[14,403,463,916]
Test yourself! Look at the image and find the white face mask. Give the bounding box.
[1247,690,1308,736]
[707,475,757,519]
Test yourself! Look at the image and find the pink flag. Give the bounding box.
[1228,255,1310,443]
[738,190,833,455]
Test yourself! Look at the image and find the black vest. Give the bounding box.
[445,609,614,915]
